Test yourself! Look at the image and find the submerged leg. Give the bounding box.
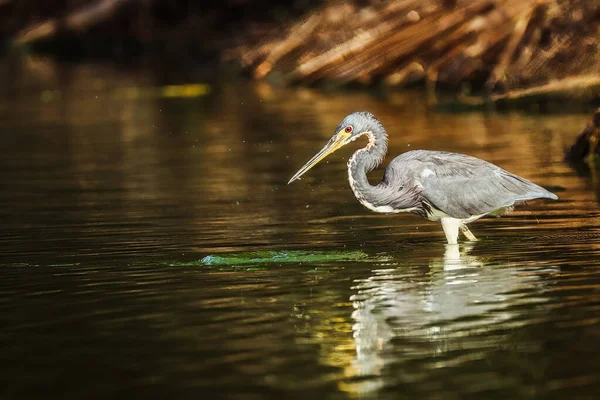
[460,225,478,241]
[440,217,460,245]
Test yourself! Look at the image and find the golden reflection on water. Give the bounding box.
[2,60,596,251]
[2,59,594,244]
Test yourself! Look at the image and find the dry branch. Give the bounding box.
[253,14,321,79]
[457,74,600,108]
[227,0,600,102]
[13,0,137,46]
[298,0,497,82]
[423,0,531,86]
[491,74,600,102]
[485,1,549,92]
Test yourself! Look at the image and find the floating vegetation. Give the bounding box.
[162,250,393,271]
[202,250,373,266]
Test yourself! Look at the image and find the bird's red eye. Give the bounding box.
[345,126,353,133]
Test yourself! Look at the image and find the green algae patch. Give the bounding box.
[200,250,371,266]
[162,250,393,271]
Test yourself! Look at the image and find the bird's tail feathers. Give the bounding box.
[504,172,558,201]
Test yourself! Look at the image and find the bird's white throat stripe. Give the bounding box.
[349,131,376,147]
[347,143,414,214]
[349,179,410,213]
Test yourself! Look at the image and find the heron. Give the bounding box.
[288,112,558,244]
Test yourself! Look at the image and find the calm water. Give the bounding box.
[1,59,600,399]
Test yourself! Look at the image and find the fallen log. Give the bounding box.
[491,74,600,103]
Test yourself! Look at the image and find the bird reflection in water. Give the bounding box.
[341,245,554,397]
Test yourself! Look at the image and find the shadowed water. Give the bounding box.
[1,58,600,399]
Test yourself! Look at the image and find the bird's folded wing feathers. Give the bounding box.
[384,151,556,219]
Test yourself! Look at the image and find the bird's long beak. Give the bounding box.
[288,129,351,184]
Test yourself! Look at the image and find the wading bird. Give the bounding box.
[288,112,557,244]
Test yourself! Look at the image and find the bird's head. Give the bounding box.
[288,112,381,184]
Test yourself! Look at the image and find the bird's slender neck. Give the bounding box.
[347,124,388,199]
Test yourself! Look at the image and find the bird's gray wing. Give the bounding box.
[382,150,556,219]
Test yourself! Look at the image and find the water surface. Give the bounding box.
[1,59,599,399]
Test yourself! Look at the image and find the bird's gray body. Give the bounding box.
[290,111,558,244]
[373,150,557,220]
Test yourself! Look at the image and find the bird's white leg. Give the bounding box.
[460,224,478,241]
[440,217,460,245]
